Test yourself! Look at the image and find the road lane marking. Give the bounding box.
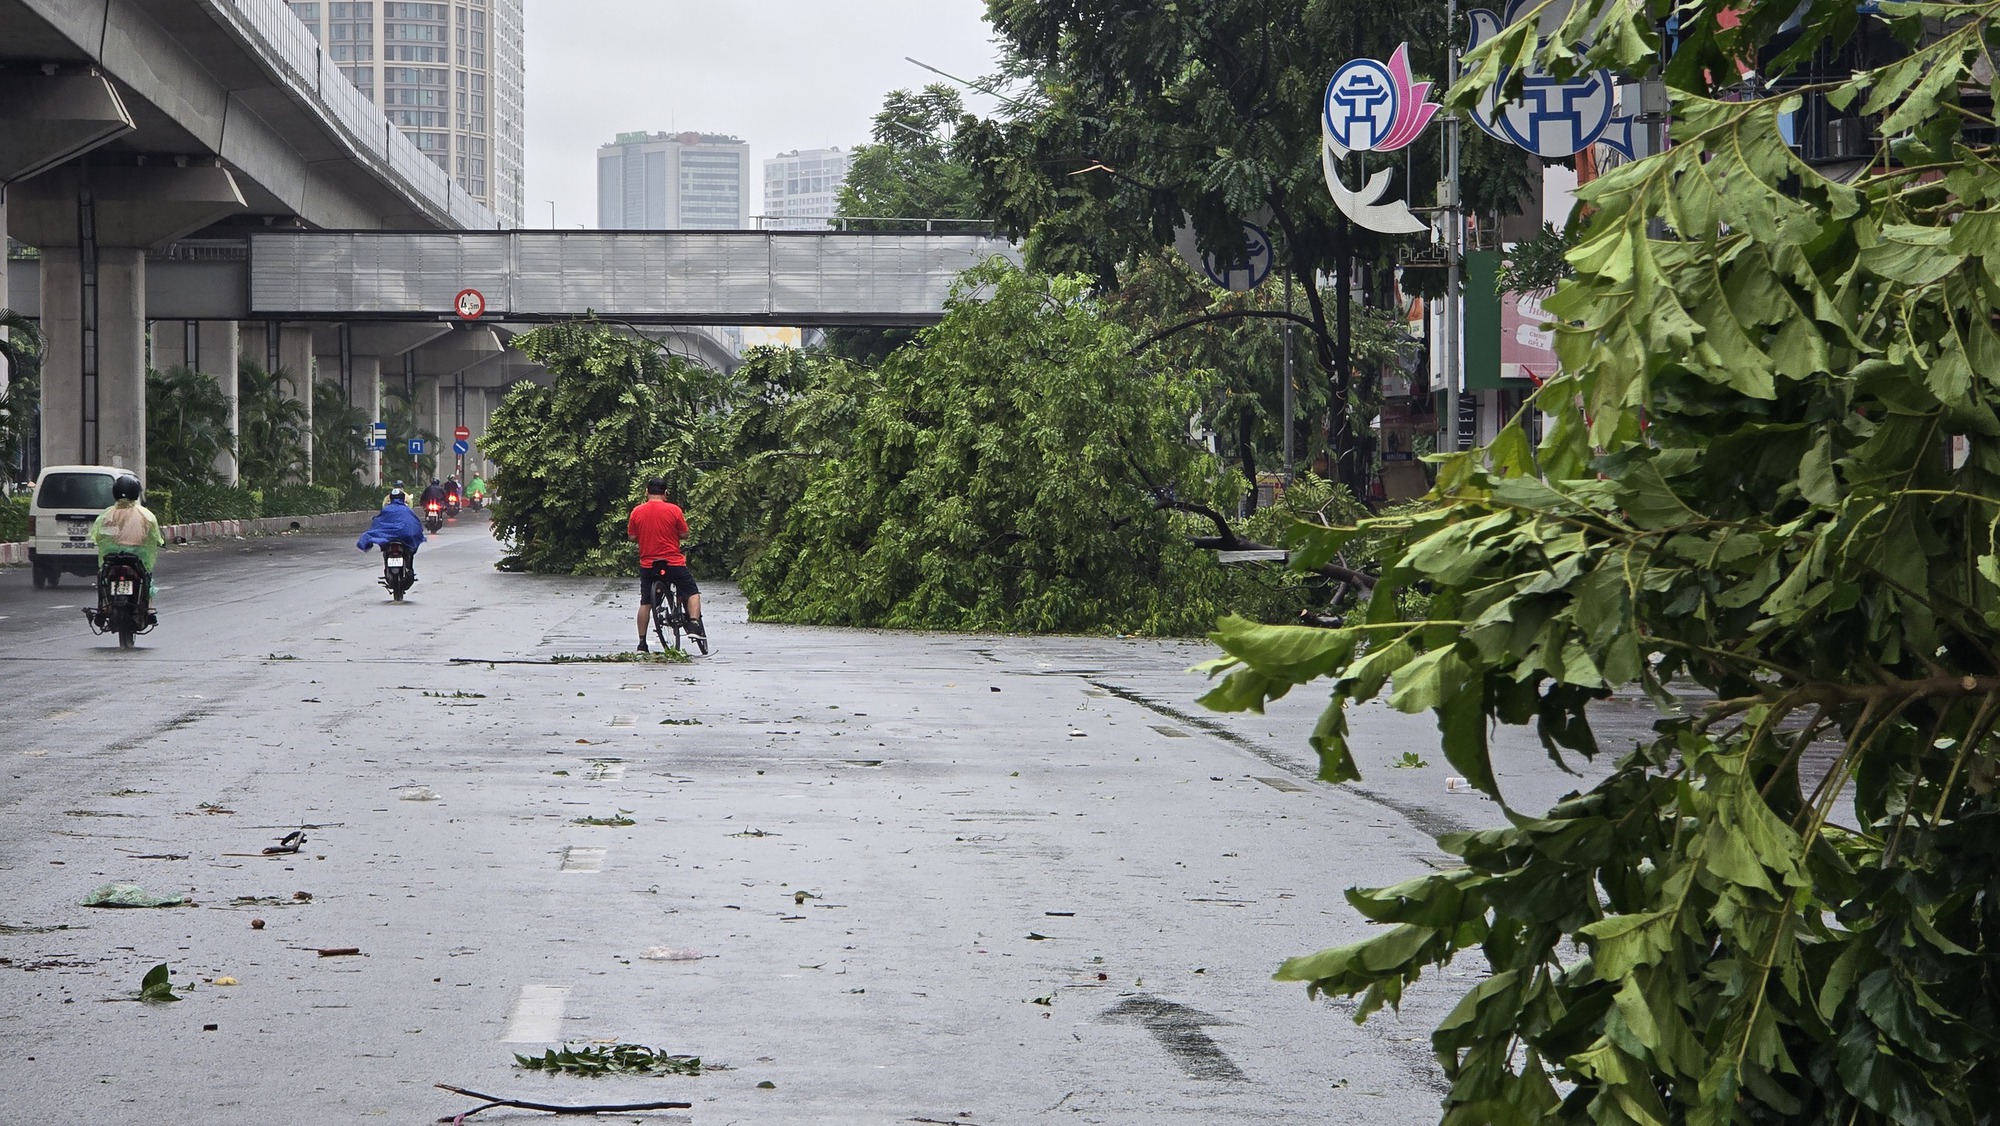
[559,846,605,873]
[501,984,569,1042]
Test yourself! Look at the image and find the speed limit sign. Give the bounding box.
[453,288,486,320]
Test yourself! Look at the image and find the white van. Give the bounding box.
[27,465,126,589]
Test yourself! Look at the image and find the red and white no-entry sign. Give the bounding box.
[453,288,486,320]
[454,425,471,442]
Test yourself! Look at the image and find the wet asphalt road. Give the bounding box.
[0,518,1660,1124]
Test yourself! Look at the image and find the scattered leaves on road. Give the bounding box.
[551,651,691,665]
[515,1043,713,1077]
[572,811,636,827]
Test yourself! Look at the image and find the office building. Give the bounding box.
[596,132,751,230]
[287,0,526,227]
[763,147,853,230]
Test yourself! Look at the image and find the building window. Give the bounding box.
[289,2,321,20]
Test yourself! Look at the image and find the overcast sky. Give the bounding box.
[522,2,1003,229]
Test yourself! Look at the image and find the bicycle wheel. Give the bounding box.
[650,579,673,651]
[664,587,685,651]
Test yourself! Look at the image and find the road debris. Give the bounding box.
[434,1083,691,1121]
[317,947,363,958]
[513,1043,714,1076]
[262,829,307,855]
[638,947,703,961]
[81,884,191,908]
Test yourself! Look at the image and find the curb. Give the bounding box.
[0,510,379,566]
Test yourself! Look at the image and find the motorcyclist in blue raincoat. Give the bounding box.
[356,487,427,582]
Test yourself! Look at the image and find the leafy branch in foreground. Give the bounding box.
[514,1044,713,1077]
[1204,3,2000,1122]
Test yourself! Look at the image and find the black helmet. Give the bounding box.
[388,488,407,504]
[112,475,142,502]
[430,478,440,486]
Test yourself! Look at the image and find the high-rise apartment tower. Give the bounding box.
[287,1,526,227]
[597,132,751,230]
[762,147,853,230]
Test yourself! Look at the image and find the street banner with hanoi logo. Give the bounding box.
[1321,44,1441,234]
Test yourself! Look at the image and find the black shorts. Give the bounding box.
[639,562,698,605]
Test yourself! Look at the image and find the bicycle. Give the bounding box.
[647,564,708,655]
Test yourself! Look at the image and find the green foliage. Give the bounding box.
[138,963,179,1003]
[0,495,26,542]
[742,259,1241,635]
[514,1043,708,1077]
[683,346,862,578]
[146,366,232,491]
[171,484,261,523]
[837,85,984,230]
[0,311,43,480]
[311,380,369,485]
[570,811,637,827]
[1202,4,2000,1122]
[481,324,722,574]
[236,360,308,488]
[261,484,343,517]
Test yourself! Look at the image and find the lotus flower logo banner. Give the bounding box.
[1322,44,1440,234]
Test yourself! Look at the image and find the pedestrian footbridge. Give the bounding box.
[251,229,1018,328]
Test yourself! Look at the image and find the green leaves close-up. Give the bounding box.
[1200,0,2000,1121]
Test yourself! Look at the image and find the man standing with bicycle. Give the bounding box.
[627,477,704,652]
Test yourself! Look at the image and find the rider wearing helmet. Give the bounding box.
[357,486,427,581]
[90,474,165,603]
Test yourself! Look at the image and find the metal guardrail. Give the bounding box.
[200,0,497,231]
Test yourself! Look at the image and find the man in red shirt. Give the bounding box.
[626,477,703,652]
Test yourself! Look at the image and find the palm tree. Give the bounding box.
[145,365,232,489]
[236,358,308,488]
[312,379,369,484]
[0,311,42,483]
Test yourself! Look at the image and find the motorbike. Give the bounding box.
[444,490,462,518]
[468,490,484,511]
[380,540,416,601]
[423,499,444,533]
[83,551,156,648]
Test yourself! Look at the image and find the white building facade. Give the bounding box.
[286,0,526,228]
[597,132,752,230]
[762,147,853,230]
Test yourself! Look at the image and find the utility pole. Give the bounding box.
[1441,0,1466,454]
[1283,268,1296,483]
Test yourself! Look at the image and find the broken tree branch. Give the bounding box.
[434,1083,692,1121]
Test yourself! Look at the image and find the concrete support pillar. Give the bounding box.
[351,355,382,485]
[204,322,240,483]
[39,247,145,475]
[277,325,314,483]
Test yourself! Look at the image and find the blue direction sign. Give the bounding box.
[453,439,469,455]
[370,422,388,450]
[408,439,426,456]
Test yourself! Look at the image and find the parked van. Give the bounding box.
[28,465,125,589]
